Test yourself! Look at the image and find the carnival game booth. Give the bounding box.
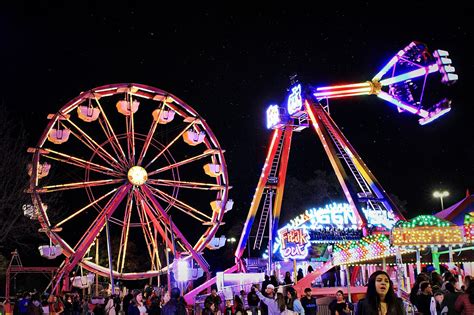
[462,212,474,275]
[294,214,470,299]
[391,215,466,289]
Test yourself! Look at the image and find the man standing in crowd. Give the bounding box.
[301,288,318,315]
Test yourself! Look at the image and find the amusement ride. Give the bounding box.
[13,41,458,304]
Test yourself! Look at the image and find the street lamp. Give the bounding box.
[433,191,449,210]
[227,237,236,252]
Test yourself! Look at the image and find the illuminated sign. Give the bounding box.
[272,203,398,259]
[287,84,303,115]
[392,226,464,246]
[266,104,281,129]
[362,208,397,229]
[287,203,361,230]
[278,227,310,259]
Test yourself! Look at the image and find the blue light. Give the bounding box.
[287,84,303,115]
[266,104,281,129]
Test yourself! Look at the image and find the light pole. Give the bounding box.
[433,191,449,210]
[227,237,237,254]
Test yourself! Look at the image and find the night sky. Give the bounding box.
[1,4,473,245]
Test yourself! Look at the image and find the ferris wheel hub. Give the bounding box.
[127,166,148,186]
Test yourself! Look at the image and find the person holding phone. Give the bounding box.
[328,290,352,315]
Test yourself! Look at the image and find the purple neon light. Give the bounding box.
[372,50,405,81]
[419,107,451,125]
[377,91,428,117]
[380,64,439,86]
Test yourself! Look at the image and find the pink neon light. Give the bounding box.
[315,92,372,100]
[316,82,371,91]
[419,107,451,125]
[314,87,371,98]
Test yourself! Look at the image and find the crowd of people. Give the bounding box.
[6,268,474,315]
[409,270,474,315]
[201,268,474,315]
[8,285,187,315]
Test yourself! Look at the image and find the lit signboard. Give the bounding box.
[287,203,361,230]
[287,84,303,115]
[362,208,397,229]
[278,227,310,259]
[266,104,281,129]
[272,202,398,260]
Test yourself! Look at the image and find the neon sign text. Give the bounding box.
[266,104,281,129]
[287,84,303,115]
[278,227,310,259]
[288,203,360,230]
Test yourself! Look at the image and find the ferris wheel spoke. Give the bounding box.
[147,185,211,222]
[32,192,52,227]
[137,119,158,166]
[153,227,162,270]
[68,184,130,273]
[142,206,161,270]
[147,178,226,191]
[148,150,219,176]
[94,97,128,163]
[67,128,121,170]
[144,120,198,169]
[42,148,123,177]
[116,192,134,273]
[136,201,157,266]
[55,188,119,228]
[140,185,210,271]
[62,119,124,171]
[134,189,176,253]
[137,102,167,166]
[38,178,124,193]
[128,93,136,165]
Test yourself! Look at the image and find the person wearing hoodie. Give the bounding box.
[430,291,448,315]
[416,281,434,315]
[255,284,280,315]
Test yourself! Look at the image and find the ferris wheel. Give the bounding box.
[27,83,231,290]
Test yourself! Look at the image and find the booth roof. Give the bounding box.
[435,194,474,226]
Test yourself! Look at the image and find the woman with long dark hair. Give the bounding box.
[455,280,474,315]
[128,290,147,315]
[284,271,294,285]
[285,287,305,314]
[328,290,352,315]
[356,270,405,315]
